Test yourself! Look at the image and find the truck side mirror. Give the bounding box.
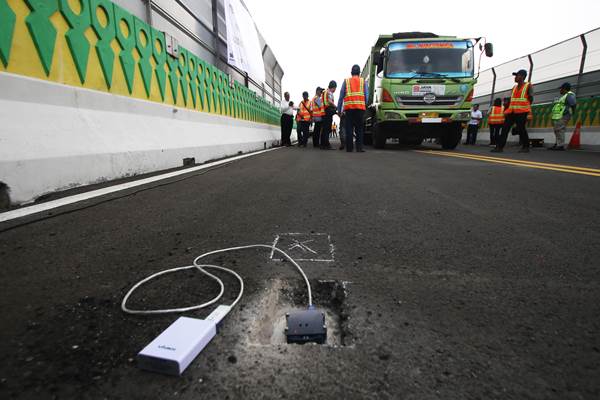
[484,43,493,57]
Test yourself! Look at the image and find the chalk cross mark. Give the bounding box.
[287,239,317,254]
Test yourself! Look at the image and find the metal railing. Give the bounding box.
[474,27,600,111]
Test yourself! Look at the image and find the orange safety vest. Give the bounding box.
[488,105,505,125]
[507,82,532,114]
[298,100,312,121]
[343,76,366,111]
[311,95,325,117]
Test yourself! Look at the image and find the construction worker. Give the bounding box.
[320,80,337,150]
[487,98,505,147]
[297,91,312,147]
[549,82,576,151]
[492,69,533,153]
[337,65,368,152]
[310,87,325,148]
[280,92,294,146]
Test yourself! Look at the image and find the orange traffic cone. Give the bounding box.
[568,121,581,150]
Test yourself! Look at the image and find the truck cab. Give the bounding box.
[363,32,492,149]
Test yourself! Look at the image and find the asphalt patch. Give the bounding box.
[243,279,352,347]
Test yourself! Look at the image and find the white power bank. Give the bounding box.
[137,317,216,375]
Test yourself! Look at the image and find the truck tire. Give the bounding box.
[440,124,463,150]
[373,124,386,149]
[364,132,373,145]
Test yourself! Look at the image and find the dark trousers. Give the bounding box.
[466,124,479,145]
[321,115,333,148]
[344,109,365,152]
[497,112,529,149]
[299,121,310,146]
[489,124,502,146]
[312,121,322,147]
[280,114,293,145]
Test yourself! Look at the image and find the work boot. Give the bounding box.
[547,144,557,150]
[491,147,503,153]
[555,146,565,151]
[518,147,530,153]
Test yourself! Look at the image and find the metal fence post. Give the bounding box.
[527,54,533,82]
[576,34,588,92]
[211,0,220,67]
[490,67,497,107]
[144,0,153,25]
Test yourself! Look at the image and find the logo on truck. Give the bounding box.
[423,93,436,104]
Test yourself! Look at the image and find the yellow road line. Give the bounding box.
[421,150,600,173]
[414,150,600,177]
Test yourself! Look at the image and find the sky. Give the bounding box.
[243,0,600,104]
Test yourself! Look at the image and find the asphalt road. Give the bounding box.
[1,141,599,400]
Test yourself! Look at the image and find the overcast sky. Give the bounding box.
[244,0,600,104]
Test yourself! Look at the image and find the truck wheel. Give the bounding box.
[440,124,463,150]
[364,133,373,146]
[373,125,386,149]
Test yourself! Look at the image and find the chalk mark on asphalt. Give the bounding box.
[270,233,335,262]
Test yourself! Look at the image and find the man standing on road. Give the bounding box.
[549,82,577,151]
[320,80,337,150]
[310,87,325,148]
[487,99,505,147]
[297,91,312,147]
[280,92,294,146]
[465,104,482,145]
[492,69,533,153]
[337,65,368,152]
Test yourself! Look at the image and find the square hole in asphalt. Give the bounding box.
[242,279,352,347]
[270,233,335,262]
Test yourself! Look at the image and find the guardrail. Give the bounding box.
[474,27,600,111]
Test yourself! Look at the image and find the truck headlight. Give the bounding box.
[455,112,470,120]
[385,112,400,120]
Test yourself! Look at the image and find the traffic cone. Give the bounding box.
[568,121,581,149]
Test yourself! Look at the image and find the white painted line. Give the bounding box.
[0,147,280,223]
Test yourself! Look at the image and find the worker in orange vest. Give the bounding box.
[297,91,312,147]
[492,69,533,153]
[337,65,369,152]
[310,87,325,148]
[487,98,505,147]
[320,80,337,150]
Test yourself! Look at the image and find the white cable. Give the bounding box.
[121,244,312,316]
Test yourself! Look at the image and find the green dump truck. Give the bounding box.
[362,32,493,149]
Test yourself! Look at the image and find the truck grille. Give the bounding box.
[396,96,463,107]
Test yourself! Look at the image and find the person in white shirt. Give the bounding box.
[280,92,294,146]
[465,104,482,145]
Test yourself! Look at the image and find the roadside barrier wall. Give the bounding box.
[0,0,281,205]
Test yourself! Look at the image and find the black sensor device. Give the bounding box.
[285,309,327,344]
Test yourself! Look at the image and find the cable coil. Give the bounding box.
[121,244,313,315]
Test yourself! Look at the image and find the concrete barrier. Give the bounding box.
[0,0,282,206]
[0,72,281,205]
[464,126,600,149]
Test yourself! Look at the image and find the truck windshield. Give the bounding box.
[385,41,474,79]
